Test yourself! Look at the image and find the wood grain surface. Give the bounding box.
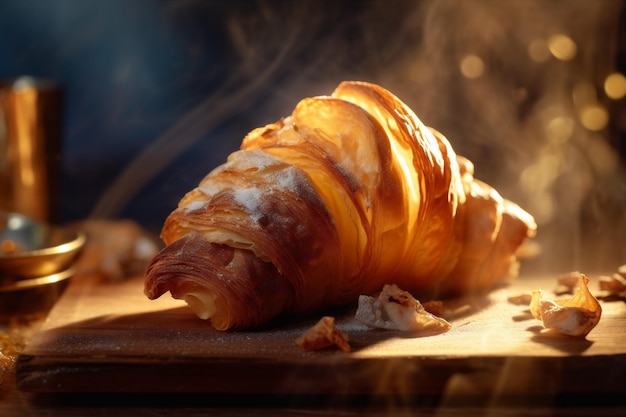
[15,272,626,397]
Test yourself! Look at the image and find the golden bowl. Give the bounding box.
[0,212,85,291]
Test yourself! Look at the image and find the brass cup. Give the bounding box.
[0,77,62,223]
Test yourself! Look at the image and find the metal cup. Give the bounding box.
[0,77,62,222]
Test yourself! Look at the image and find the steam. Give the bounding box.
[89,3,309,219]
[391,0,626,272]
[93,0,626,272]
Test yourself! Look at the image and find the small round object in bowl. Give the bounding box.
[0,212,86,283]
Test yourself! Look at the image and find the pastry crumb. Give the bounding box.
[555,271,583,294]
[421,300,444,316]
[507,293,532,305]
[295,316,350,352]
[355,284,451,333]
[599,273,626,297]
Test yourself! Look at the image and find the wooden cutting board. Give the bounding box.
[15,272,626,398]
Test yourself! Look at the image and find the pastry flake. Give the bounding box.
[598,265,626,297]
[507,293,532,305]
[74,219,159,280]
[554,270,583,294]
[529,273,602,337]
[295,316,350,352]
[599,274,626,296]
[355,284,451,333]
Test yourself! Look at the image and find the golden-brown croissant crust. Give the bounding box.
[145,81,536,330]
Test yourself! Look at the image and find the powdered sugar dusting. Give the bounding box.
[272,165,300,191]
[183,200,206,213]
[180,148,323,229]
[232,187,264,223]
[197,182,222,198]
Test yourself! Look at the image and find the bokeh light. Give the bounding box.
[580,103,609,131]
[604,72,626,100]
[460,54,484,79]
[548,34,577,61]
[545,116,575,145]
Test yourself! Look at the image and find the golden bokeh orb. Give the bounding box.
[460,54,484,79]
[548,34,577,61]
[604,72,626,100]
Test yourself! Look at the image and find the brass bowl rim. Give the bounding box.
[0,267,74,292]
[0,230,86,260]
[0,212,86,260]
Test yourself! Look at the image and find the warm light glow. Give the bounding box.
[13,90,38,191]
[604,72,626,99]
[520,152,562,224]
[389,137,419,219]
[528,39,551,62]
[545,116,574,144]
[548,34,577,61]
[579,104,609,131]
[460,54,484,79]
[520,152,561,193]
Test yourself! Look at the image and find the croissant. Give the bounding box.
[144,81,536,330]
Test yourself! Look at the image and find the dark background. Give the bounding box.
[1,0,625,274]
